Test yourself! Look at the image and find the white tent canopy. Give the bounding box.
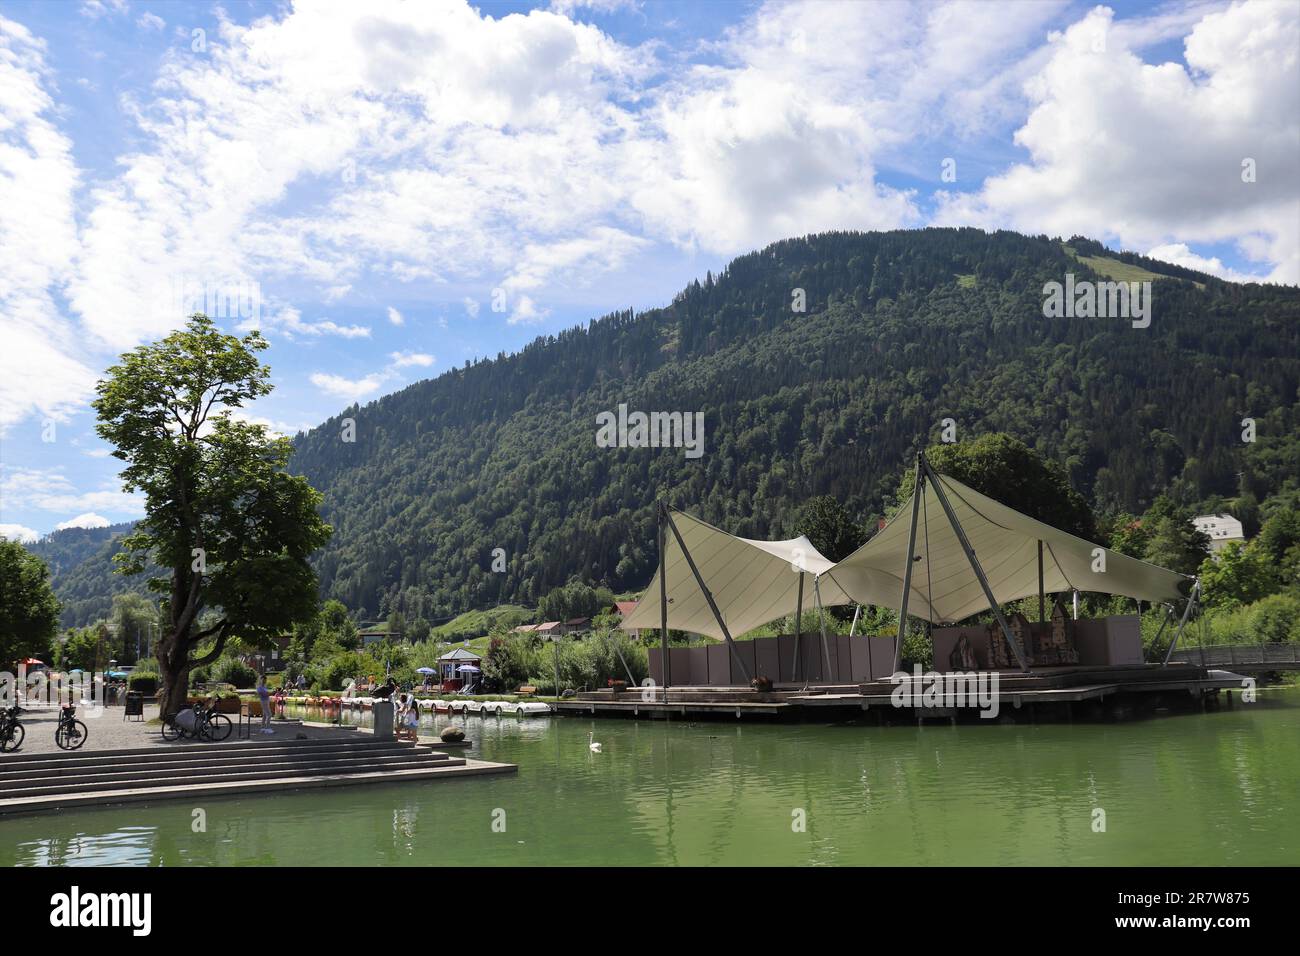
[826,470,1188,624]
[620,510,852,641]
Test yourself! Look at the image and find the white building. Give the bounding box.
[1192,514,1246,554]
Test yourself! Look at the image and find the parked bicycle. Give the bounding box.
[0,706,25,752]
[55,703,88,751]
[161,699,232,742]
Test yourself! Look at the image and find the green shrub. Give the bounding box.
[188,666,209,686]
[127,672,158,695]
[1248,593,1300,643]
[210,657,258,688]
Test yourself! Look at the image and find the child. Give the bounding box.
[402,699,420,741]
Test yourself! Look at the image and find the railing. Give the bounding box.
[1169,643,1300,668]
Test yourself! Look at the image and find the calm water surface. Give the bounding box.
[2,692,1298,866]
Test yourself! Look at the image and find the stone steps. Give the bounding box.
[0,737,516,816]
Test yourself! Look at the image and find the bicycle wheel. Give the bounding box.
[55,719,88,751]
[161,719,182,742]
[203,713,232,742]
[0,724,24,752]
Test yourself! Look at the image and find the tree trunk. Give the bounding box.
[155,639,191,719]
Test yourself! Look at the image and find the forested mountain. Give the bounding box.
[26,522,151,627]
[32,228,1300,627]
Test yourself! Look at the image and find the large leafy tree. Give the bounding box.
[93,315,331,716]
[0,539,61,667]
[798,494,868,562]
[895,434,1098,540]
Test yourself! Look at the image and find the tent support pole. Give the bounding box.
[920,455,1030,673]
[1149,604,1173,663]
[849,604,861,638]
[893,457,925,675]
[1162,579,1200,666]
[1037,541,1045,623]
[664,510,753,686]
[791,573,804,685]
[658,501,670,697]
[815,575,834,683]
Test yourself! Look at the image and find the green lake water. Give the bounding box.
[2,693,1298,867]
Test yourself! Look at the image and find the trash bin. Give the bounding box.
[124,691,144,721]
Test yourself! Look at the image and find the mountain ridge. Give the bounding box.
[27,228,1300,627]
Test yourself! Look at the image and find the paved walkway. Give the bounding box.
[3,704,343,756]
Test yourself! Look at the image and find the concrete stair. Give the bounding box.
[0,737,516,816]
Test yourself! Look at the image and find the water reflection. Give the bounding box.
[2,693,1298,867]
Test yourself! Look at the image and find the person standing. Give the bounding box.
[256,674,274,734]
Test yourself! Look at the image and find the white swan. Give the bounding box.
[588,731,602,753]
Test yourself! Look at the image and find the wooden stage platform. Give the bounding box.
[553,663,1250,722]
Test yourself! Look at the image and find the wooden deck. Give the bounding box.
[553,662,1250,721]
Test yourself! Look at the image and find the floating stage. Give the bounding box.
[553,662,1250,723]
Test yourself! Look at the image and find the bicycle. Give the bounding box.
[0,706,25,752]
[161,699,232,742]
[54,703,88,751]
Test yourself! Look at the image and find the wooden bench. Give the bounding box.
[517,685,537,697]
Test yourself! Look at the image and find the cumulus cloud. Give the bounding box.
[0,524,41,543]
[2,0,1296,444]
[935,2,1300,282]
[388,351,434,368]
[309,371,393,402]
[55,512,111,530]
[386,306,404,326]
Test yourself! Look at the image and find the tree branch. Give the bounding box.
[187,622,230,668]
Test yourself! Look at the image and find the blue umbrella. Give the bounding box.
[416,667,436,675]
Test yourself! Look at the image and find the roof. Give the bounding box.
[1192,514,1245,537]
[534,621,563,632]
[565,617,590,627]
[438,647,482,661]
[512,623,537,632]
[619,510,849,641]
[613,601,638,617]
[826,471,1187,623]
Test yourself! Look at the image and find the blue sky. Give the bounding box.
[1,0,1297,539]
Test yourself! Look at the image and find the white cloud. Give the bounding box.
[388,351,434,368]
[386,306,404,326]
[0,17,97,434]
[247,306,371,340]
[137,12,166,31]
[80,0,127,20]
[507,295,551,326]
[0,524,40,543]
[55,512,110,530]
[549,0,639,16]
[1146,242,1259,282]
[2,0,1296,443]
[309,371,394,402]
[227,410,315,439]
[0,465,144,517]
[934,2,1300,283]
